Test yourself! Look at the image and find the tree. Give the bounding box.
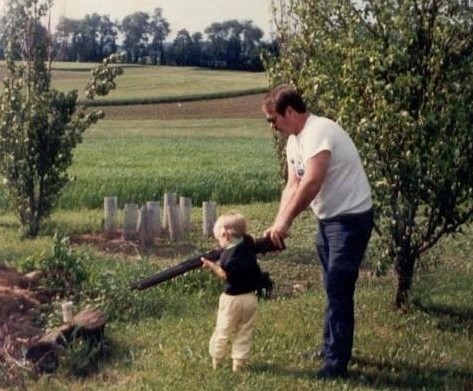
[54,14,117,62]
[120,11,150,63]
[148,7,170,65]
[204,19,265,70]
[82,13,101,61]
[170,29,195,66]
[190,32,204,66]
[266,0,473,307]
[54,16,81,61]
[97,15,118,60]
[0,0,124,237]
[53,14,117,62]
[240,20,265,70]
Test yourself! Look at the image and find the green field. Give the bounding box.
[55,118,279,209]
[0,62,267,105]
[0,63,274,209]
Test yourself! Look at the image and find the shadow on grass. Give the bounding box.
[413,300,473,334]
[250,362,315,380]
[350,355,473,390]
[0,220,19,229]
[88,334,137,374]
[251,356,473,390]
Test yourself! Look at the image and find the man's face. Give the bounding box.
[263,106,289,135]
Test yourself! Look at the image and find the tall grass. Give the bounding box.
[56,119,280,209]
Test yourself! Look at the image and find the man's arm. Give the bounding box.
[263,162,298,243]
[267,150,330,247]
[275,163,300,222]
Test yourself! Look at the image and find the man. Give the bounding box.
[262,84,374,379]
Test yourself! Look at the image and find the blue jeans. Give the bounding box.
[316,208,374,371]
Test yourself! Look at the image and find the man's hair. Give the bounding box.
[213,211,247,239]
[263,84,307,115]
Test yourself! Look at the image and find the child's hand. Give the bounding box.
[201,257,226,280]
[201,257,212,269]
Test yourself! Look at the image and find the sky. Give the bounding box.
[0,0,275,40]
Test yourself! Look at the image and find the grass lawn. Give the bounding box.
[0,204,471,391]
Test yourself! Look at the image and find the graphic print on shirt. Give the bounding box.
[290,157,305,179]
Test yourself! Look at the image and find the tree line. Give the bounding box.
[0,7,276,71]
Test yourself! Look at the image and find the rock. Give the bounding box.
[25,270,43,285]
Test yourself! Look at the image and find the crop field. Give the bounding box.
[0,63,273,210]
[0,62,267,103]
[58,117,280,209]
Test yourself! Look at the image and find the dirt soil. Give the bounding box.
[98,93,265,121]
[68,231,199,261]
[0,264,50,383]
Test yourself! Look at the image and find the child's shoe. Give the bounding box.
[232,359,245,372]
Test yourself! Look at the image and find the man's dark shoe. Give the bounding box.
[315,365,347,380]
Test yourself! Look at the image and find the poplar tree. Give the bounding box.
[0,0,123,237]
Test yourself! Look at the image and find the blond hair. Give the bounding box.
[213,211,247,240]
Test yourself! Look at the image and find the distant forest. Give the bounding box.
[0,7,278,72]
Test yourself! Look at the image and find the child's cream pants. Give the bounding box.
[209,292,258,362]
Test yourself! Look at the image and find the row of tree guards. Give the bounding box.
[103,194,217,246]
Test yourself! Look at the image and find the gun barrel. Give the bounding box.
[130,236,283,290]
[130,249,221,290]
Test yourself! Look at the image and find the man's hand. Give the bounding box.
[264,219,290,249]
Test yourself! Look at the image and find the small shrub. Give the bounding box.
[82,262,166,323]
[20,234,89,300]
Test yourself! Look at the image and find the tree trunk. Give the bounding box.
[394,255,416,308]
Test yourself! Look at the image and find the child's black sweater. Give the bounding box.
[219,235,262,295]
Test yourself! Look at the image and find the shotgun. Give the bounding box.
[130,236,284,291]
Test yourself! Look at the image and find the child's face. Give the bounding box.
[214,227,230,248]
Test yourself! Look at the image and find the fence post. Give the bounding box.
[103,196,117,238]
[179,196,192,237]
[166,204,182,241]
[202,201,217,237]
[146,201,161,239]
[137,205,153,247]
[123,203,138,241]
[162,192,176,231]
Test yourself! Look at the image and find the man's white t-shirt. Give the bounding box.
[286,115,372,219]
